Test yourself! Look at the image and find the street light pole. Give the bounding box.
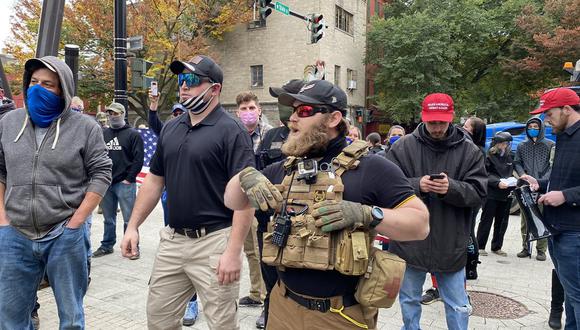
[0,58,13,100]
[64,44,80,95]
[36,0,65,57]
[114,0,128,120]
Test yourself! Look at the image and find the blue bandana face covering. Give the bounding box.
[389,136,401,145]
[528,128,540,138]
[27,84,64,128]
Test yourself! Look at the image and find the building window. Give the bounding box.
[347,69,358,90]
[251,65,263,87]
[335,5,354,35]
[334,65,341,88]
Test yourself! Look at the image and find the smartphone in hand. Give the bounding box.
[429,174,445,180]
[150,81,158,96]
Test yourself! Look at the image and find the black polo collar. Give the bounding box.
[178,104,225,128]
[564,119,580,136]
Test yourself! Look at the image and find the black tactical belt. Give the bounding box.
[284,287,358,313]
[172,222,230,239]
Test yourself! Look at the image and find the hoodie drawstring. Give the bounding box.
[14,113,29,143]
[51,118,61,150]
[14,113,62,150]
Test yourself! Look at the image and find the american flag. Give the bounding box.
[136,128,158,185]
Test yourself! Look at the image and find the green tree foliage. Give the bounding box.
[4,0,251,121]
[367,0,578,124]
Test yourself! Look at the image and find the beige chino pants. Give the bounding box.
[147,226,239,330]
[243,218,266,301]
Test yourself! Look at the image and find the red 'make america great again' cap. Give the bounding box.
[530,88,580,114]
[421,93,454,122]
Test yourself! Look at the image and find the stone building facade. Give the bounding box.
[213,0,367,125]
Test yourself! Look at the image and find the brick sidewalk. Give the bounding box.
[37,206,556,329]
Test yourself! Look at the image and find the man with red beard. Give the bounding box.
[224,80,430,329]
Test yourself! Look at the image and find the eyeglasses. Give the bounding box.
[178,73,211,88]
[292,105,333,118]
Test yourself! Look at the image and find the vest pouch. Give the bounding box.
[280,234,306,268]
[355,247,406,308]
[303,234,334,270]
[334,230,369,276]
[261,231,281,266]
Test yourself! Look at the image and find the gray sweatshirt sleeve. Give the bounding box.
[84,125,112,196]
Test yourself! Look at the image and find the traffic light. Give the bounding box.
[311,14,324,44]
[366,109,374,123]
[131,58,153,89]
[563,60,580,82]
[259,0,272,21]
[355,109,363,123]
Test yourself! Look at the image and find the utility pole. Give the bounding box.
[36,0,66,57]
[0,58,13,99]
[114,0,128,120]
[64,45,80,95]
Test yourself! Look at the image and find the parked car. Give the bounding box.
[484,121,555,152]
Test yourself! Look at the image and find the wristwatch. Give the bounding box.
[369,206,384,229]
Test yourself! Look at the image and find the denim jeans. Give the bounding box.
[85,215,93,259]
[0,224,89,330]
[399,266,471,330]
[100,182,136,250]
[549,232,580,330]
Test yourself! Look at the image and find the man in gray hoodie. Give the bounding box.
[514,117,554,260]
[0,56,112,329]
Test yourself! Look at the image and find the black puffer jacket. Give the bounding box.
[514,118,554,179]
[387,124,487,272]
[0,98,15,120]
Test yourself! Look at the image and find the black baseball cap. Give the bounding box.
[269,79,306,98]
[169,55,223,84]
[279,80,347,114]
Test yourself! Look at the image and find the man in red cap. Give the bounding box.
[387,93,487,330]
[521,87,580,330]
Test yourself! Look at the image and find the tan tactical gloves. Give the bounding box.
[312,200,373,232]
[239,167,283,211]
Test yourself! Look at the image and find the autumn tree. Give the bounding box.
[366,0,579,124]
[505,0,580,93]
[4,0,251,121]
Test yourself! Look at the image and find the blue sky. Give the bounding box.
[0,0,18,53]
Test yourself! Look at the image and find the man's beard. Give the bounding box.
[550,111,568,133]
[282,121,330,157]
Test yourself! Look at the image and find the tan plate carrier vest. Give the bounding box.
[261,140,373,276]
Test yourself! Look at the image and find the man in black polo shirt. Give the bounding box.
[120,55,255,330]
[224,80,429,329]
[522,87,580,330]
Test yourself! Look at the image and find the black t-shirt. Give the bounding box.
[261,137,415,297]
[149,105,254,228]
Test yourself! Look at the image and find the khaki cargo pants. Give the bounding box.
[267,282,376,330]
[243,218,266,301]
[147,226,239,330]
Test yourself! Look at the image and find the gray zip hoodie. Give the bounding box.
[0,56,112,239]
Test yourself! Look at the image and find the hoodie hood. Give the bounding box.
[23,56,74,119]
[413,123,467,153]
[525,117,546,141]
[14,56,76,149]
